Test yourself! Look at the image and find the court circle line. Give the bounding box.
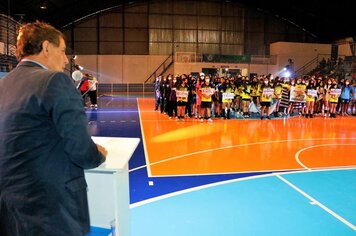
[129,137,356,173]
[295,143,356,170]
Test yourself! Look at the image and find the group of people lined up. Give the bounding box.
[154,73,356,121]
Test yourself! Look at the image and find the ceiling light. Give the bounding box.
[40,1,47,10]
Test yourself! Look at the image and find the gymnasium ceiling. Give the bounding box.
[0,0,354,43]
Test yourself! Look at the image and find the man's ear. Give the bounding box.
[42,40,50,56]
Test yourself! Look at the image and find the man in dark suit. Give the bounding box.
[0,22,107,235]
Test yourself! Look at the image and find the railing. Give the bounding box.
[97,83,154,97]
[294,56,319,77]
[144,53,174,84]
[294,54,349,77]
[250,55,277,65]
[0,54,17,72]
[175,52,202,63]
[175,52,277,65]
[0,14,20,67]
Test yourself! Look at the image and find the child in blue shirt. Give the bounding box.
[340,79,352,116]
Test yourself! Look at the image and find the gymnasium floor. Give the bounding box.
[87,95,356,236]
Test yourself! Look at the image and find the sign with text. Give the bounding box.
[176,90,189,98]
[330,89,341,95]
[201,88,215,96]
[222,93,235,100]
[262,88,274,97]
[307,89,317,97]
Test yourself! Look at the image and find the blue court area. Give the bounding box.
[131,169,356,236]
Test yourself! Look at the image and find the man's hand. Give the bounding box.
[96,144,108,157]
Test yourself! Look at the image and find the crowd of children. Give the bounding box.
[154,73,356,121]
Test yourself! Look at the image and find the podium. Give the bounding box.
[85,136,140,236]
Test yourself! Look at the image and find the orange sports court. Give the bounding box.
[137,97,356,176]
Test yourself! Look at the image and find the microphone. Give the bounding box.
[72,70,83,81]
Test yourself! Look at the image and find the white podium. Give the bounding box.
[85,136,140,236]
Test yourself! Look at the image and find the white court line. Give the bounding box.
[85,110,139,113]
[105,96,114,106]
[296,144,356,171]
[130,172,279,208]
[146,165,356,178]
[149,168,301,178]
[276,174,356,231]
[129,137,356,174]
[130,167,356,208]
[136,98,152,176]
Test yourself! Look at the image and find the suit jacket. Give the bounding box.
[0,61,105,236]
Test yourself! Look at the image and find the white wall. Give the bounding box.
[71,42,353,83]
[270,42,332,74]
[74,55,168,83]
[338,44,353,56]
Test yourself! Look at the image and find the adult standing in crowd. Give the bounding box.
[0,22,107,236]
[87,73,99,108]
[79,74,90,106]
[154,76,161,111]
[352,79,356,115]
